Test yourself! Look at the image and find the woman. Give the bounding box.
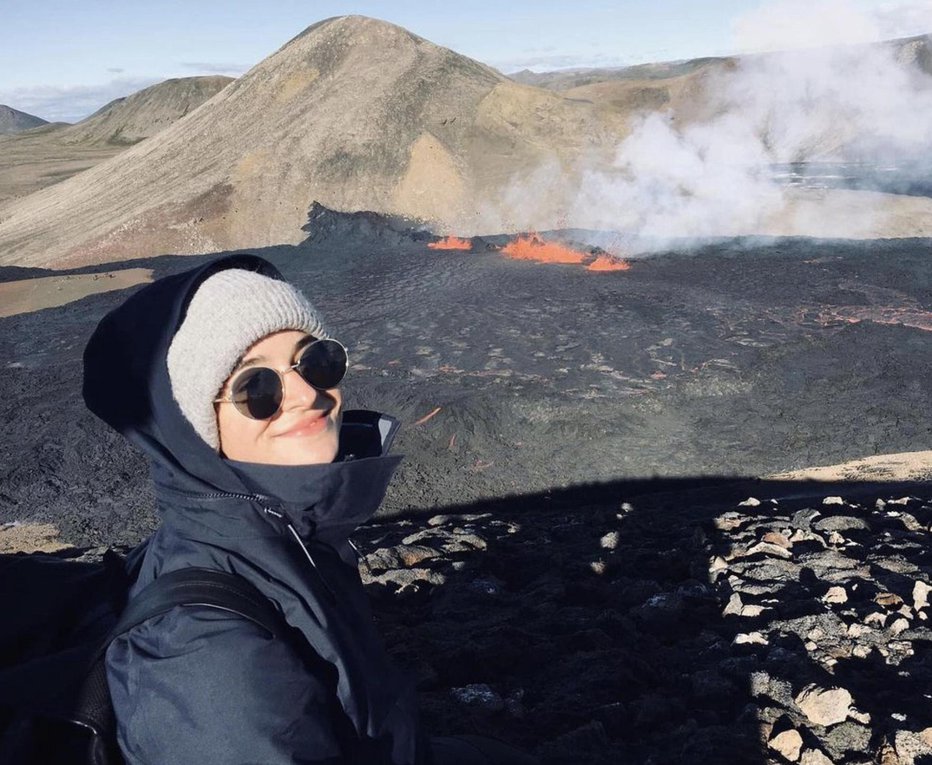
[82,255,536,764]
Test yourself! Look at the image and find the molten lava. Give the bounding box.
[587,255,631,272]
[428,236,472,250]
[501,234,587,265]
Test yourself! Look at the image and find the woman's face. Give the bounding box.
[216,330,343,465]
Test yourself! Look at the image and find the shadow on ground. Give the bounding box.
[357,476,932,764]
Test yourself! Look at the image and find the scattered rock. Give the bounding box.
[734,632,769,646]
[913,580,931,611]
[762,531,792,548]
[814,515,870,532]
[364,544,440,571]
[800,748,835,765]
[886,731,932,765]
[715,511,745,530]
[794,684,853,727]
[822,496,845,506]
[600,531,619,550]
[822,586,848,604]
[769,728,803,761]
[875,592,905,608]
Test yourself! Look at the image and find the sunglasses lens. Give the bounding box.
[297,339,347,390]
[230,367,282,420]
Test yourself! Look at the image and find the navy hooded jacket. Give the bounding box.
[82,255,428,765]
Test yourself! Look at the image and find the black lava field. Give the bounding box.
[2,209,930,546]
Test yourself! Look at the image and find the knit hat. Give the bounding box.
[166,268,328,449]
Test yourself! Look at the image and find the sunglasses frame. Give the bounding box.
[213,338,348,420]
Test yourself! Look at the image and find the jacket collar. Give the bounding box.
[153,411,402,543]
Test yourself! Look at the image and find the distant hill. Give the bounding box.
[0,16,625,268]
[510,57,730,90]
[61,75,233,145]
[0,21,930,269]
[508,33,932,152]
[0,105,48,134]
[0,76,232,207]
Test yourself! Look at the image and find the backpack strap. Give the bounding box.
[71,567,289,751]
[104,567,287,651]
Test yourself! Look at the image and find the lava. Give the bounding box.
[501,234,587,265]
[587,255,631,272]
[428,236,472,250]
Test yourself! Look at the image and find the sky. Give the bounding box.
[1,0,930,123]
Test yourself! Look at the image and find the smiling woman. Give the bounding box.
[214,331,346,464]
[81,254,537,764]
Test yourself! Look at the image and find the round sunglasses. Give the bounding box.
[214,338,348,420]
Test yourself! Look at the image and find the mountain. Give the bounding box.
[0,105,48,134]
[0,16,624,268]
[62,75,234,145]
[0,76,232,208]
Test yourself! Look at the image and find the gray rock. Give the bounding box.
[364,544,440,571]
[894,729,932,764]
[813,515,870,532]
[821,721,872,755]
[794,684,853,726]
[792,508,821,530]
[364,567,446,591]
[749,671,794,706]
[600,531,619,550]
[800,748,835,765]
[769,728,803,761]
[913,580,931,610]
[822,586,848,604]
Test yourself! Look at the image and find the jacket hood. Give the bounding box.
[83,254,280,497]
[83,255,400,522]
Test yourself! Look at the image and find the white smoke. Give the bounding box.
[501,0,932,249]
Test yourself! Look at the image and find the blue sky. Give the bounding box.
[1,0,929,122]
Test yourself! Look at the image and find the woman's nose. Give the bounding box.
[280,367,323,410]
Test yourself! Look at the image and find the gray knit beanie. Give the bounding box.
[167,268,328,449]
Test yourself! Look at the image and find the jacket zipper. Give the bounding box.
[168,488,337,601]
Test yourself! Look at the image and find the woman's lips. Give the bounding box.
[277,411,331,438]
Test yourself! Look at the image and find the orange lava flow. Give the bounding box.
[587,255,631,272]
[428,236,472,250]
[501,234,587,264]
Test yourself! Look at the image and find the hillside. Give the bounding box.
[0,105,48,134]
[62,75,233,145]
[0,76,232,207]
[0,16,625,268]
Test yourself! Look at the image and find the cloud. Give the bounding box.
[107,68,125,74]
[489,51,632,73]
[180,61,249,75]
[0,77,162,123]
[873,0,932,39]
[731,0,932,53]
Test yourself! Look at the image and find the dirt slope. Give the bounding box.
[0,16,624,268]
[0,77,232,208]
